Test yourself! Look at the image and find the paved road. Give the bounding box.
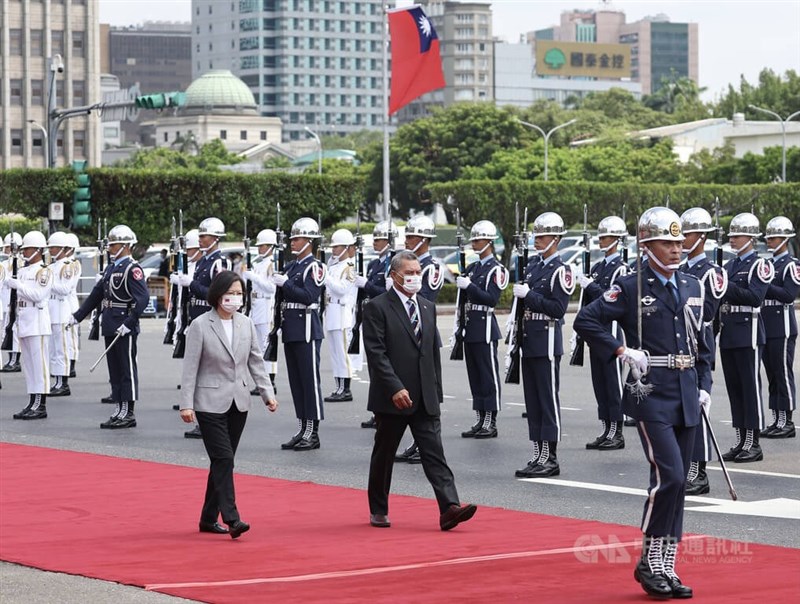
[2,309,798,601]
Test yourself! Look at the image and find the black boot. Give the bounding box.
[2,352,21,372]
[338,378,353,401]
[110,401,137,429]
[685,461,710,495]
[515,442,542,477]
[722,428,743,461]
[526,441,559,476]
[269,373,277,395]
[633,536,672,598]
[69,359,76,378]
[475,411,498,439]
[101,402,122,428]
[766,410,796,439]
[294,420,320,450]
[13,394,36,419]
[50,375,71,397]
[361,415,377,429]
[586,420,609,449]
[22,394,48,420]
[324,378,344,402]
[281,420,304,449]
[761,409,778,437]
[734,429,763,462]
[662,537,693,598]
[598,421,625,450]
[461,411,484,438]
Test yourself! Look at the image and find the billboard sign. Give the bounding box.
[535,41,631,79]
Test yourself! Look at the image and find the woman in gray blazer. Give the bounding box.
[180,271,278,538]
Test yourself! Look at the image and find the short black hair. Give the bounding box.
[207,270,245,309]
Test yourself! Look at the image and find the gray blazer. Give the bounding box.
[181,309,275,413]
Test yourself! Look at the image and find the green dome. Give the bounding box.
[184,70,257,112]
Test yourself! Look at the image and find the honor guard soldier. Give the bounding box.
[8,231,53,419]
[573,216,629,451]
[357,220,397,429]
[512,212,575,478]
[457,220,509,439]
[680,208,728,495]
[63,233,82,378]
[719,213,773,462]
[272,217,326,451]
[761,216,799,439]
[47,232,81,396]
[323,229,358,402]
[395,215,444,463]
[243,229,279,393]
[1,232,23,372]
[72,225,150,429]
[575,207,712,600]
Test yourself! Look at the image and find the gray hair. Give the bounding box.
[390,250,418,273]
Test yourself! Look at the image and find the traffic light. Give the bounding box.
[71,160,92,229]
[134,91,186,110]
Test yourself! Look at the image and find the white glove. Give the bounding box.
[68,315,78,327]
[169,273,181,285]
[242,270,256,282]
[5,277,18,290]
[577,274,593,288]
[513,283,530,298]
[354,275,368,288]
[271,273,288,287]
[456,276,471,290]
[618,347,648,374]
[569,332,577,354]
[116,324,131,337]
[94,273,103,284]
[572,263,585,280]
[699,389,711,415]
[178,273,193,287]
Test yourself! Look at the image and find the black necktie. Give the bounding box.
[407,299,422,345]
[666,281,680,306]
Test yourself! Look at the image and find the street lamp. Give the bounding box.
[748,104,800,183]
[27,120,49,167]
[517,118,577,181]
[304,126,322,175]
[47,54,64,168]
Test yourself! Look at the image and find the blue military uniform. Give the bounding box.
[719,251,773,460]
[364,253,390,299]
[762,251,799,436]
[458,256,509,436]
[188,249,231,321]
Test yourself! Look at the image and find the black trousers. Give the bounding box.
[196,403,248,525]
[368,405,459,516]
[721,346,765,430]
[465,341,501,412]
[105,333,138,402]
[763,335,797,412]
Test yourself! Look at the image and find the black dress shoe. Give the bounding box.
[474,426,498,439]
[101,396,115,404]
[49,385,71,397]
[369,514,391,528]
[1,362,21,373]
[281,433,303,450]
[585,435,606,450]
[514,460,539,478]
[665,576,693,599]
[361,416,377,429]
[13,407,33,420]
[440,503,477,531]
[406,450,422,464]
[109,415,137,429]
[100,416,119,429]
[624,418,637,427]
[324,391,344,402]
[760,423,778,438]
[765,423,795,439]
[21,408,47,420]
[184,425,202,439]
[633,560,672,599]
[228,520,250,539]
[721,443,743,462]
[733,444,763,463]
[461,424,481,438]
[199,521,229,534]
[293,435,320,450]
[336,390,353,401]
[685,472,710,496]
[597,433,625,450]
[523,459,560,477]
[521,412,528,418]
[394,444,418,463]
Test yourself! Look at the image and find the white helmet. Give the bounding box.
[4,232,22,247]
[21,230,48,249]
[597,216,628,238]
[680,208,715,234]
[108,224,137,245]
[47,231,71,248]
[638,207,684,243]
[405,215,437,238]
[764,216,795,238]
[198,217,226,237]
[727,213,761,237]
[64,233,80,250]
[470,220,498,241]
[256,229,277,246]
[532,212,567,237]
[330,228,356,246]
[373,221,398,240]
[184,229,200,249]
[290,217,321,239]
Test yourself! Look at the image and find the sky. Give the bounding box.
[99,0,800,101]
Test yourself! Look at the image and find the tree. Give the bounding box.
[714,69,800,118]
[645,71,710,122]
[115,139,242,171]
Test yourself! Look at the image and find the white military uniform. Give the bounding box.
[65,256,82,363]
[12,261,53,394]
[324,255,358,378]
[0,256,20,354]
[49,257,80,377]
[247,252,278,374]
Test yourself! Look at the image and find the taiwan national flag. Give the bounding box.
[388,5,446,115]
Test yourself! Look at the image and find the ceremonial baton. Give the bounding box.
[89,332,122,373]
[701,406,738,501]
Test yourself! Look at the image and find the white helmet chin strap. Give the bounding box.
[110,245,127,260]
[259,247,273,259]
[474,241,491,256]
[682,234,705,256]
[22,249,39,263]
[645,247,681,272]
[537,237,557,256]
[731,238,753,255]
[188,249,202,262]
[770,238,790,255]
[295,241,310,256]
[199,238,219,254]
[51,248,65,261]
[600,239,619,254]
[409,239,425,254]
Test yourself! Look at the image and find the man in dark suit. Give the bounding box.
[363,250,477,531]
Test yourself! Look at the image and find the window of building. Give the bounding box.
[104,127,119,138]
[10,79,22,105]
[11,129,23,155]
[263,36,276,49]
[240,130,247,140]
[209,42,213,51]
[52,30,64,55]
[240,18,259,31]
[209,4,212,13]
[164,132,169,142]
[196,5,199,15]
[260,131,267,141]
[240,0,258,12]
[264,0,277,10]
[30,29,44,57]
[74,130,85,152]
[209,60,214,69]
[196,26,200,34]
[263,93,276,105]
[196,43,200,52]
[56,131,64,155]
[72,80,85,105]
[241,74,260,86]
[208,24,213,32]
[31,79,44,105]
[240,37,258,50]
[32,131,45,154]
[241,55,259,69]
[10,29,23,55]
[56,80,64,105]
[220,130,227,140]
[72,31,85,57]
[263,56,276,68]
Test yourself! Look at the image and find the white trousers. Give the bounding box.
[327,328,354,378]
[50,323,70,376]
[67,323,80,361]
[21,335,50,394]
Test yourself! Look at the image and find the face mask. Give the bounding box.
[220,294,243,313]
[400,274,422,294]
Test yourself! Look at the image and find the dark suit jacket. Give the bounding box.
[363,287,443,416]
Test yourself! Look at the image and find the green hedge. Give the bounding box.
[0,168,365,247]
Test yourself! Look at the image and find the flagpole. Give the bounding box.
[382,3,390,221]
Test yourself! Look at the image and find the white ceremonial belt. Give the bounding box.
[283,302,319,310]
[762,299,788,307]
[720,304,759,314]
[649,354,696,370]
[523,310,554,322]
[50,295,65,302]
[102,300,130,309]
[190,299,210,307]
[465,303,494,313]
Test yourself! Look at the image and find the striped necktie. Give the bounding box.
[407,299,422,345]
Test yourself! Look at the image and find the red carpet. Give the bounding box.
[1,443,797,603]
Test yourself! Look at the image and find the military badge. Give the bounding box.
[603,284,621,302]
[132,267,144,281]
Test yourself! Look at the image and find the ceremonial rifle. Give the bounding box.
[163,216,179,344]
[87,218,107,341]
[621,203,629,264]
[385,207,396,277]
[569,204,590,366]
[264,204,284,363]
[450,207,467,361]
[243,216,253,316]
[505,205,528,384]
[1,223,18,351]
[713,196,723,336]
[317,213,326,327]
[348,213,365,354]
[172,210,189,359]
